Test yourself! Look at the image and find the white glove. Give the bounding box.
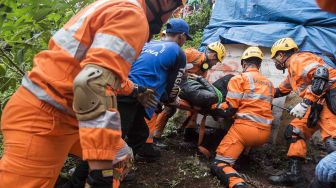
[290,102,309,119]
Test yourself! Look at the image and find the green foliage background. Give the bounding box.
[0,0,94,117]
[184,1,211,49]
[0,0,211,119]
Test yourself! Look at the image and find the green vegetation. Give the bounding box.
[0,0,93,116]
[184,0,212,48]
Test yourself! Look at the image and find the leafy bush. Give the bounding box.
[183,0,212,49]
[0,0,93,117]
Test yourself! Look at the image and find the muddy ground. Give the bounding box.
[119,111,325,188]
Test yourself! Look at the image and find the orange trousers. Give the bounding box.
[215,122,270,188]
[0,87,82,187]
[145,113,158,143]
[287,103,336,158]
[153,106,176,138]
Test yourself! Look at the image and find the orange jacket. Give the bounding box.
[184,48,207,77]
[215,67,274,129]
[26,0,148,112]
[278,52,336,102]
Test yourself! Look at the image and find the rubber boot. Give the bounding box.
[135,143,161,163]
[210,160,246,188]
[268,157,305,186]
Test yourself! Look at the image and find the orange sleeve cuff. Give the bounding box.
[80,128,124,161]
[212,102,229,110]
[117,79,134,96]
[304,92,319,103]
[211,103,217,109]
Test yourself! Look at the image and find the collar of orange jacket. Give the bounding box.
[245,67,259,72]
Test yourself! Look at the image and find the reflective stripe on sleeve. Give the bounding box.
[79,110,122,130]
[91,33,137,64]
[226,91,243,99]
[52,0,141,61]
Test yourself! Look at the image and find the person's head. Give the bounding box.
[145,0,187,40]
[270,37,299,71]
[240,46,263,72]
[205,42,226,68]
[164,18,192,47]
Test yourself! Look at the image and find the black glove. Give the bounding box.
[131,84,159,109]
[87,169,113,188]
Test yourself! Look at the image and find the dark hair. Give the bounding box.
[276,48,296,58]
[166,32,182,38]
[242,57,262,67]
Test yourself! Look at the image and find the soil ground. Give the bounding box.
[119,110,324,188]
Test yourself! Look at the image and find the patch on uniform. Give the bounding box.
[102,169,113,177]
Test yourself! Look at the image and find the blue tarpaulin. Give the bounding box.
[201,0,336,68]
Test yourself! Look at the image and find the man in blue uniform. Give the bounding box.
[118,18,192,161]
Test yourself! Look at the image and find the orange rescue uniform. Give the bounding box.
[0,0,148,187]
[277,52,336,158]
[214,67,274,188]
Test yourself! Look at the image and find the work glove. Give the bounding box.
[315,151,336,183]
[290,100,310,119]
[131,84,159,109]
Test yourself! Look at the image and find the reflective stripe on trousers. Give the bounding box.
[236,113,272,125]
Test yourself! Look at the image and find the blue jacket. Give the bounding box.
[129,40,186,118]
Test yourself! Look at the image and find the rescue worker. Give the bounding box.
[120,18,190,162]
[0,0,186,187]
[154,42,227,141]
[210,47,274,188]
[268,37,336,186]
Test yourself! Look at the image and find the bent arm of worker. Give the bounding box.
[165,48,186,103]
[302,66,330,103]
[275,75,292,98]
[73,6,148,166]
[210,76,242,118]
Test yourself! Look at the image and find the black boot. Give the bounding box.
[268,157,305,186]
[135,143,161,162]
[233,182,249,188]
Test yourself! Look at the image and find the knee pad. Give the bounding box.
[73,64,120,120]
[325,137,336,153]
[284,124,304,143]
